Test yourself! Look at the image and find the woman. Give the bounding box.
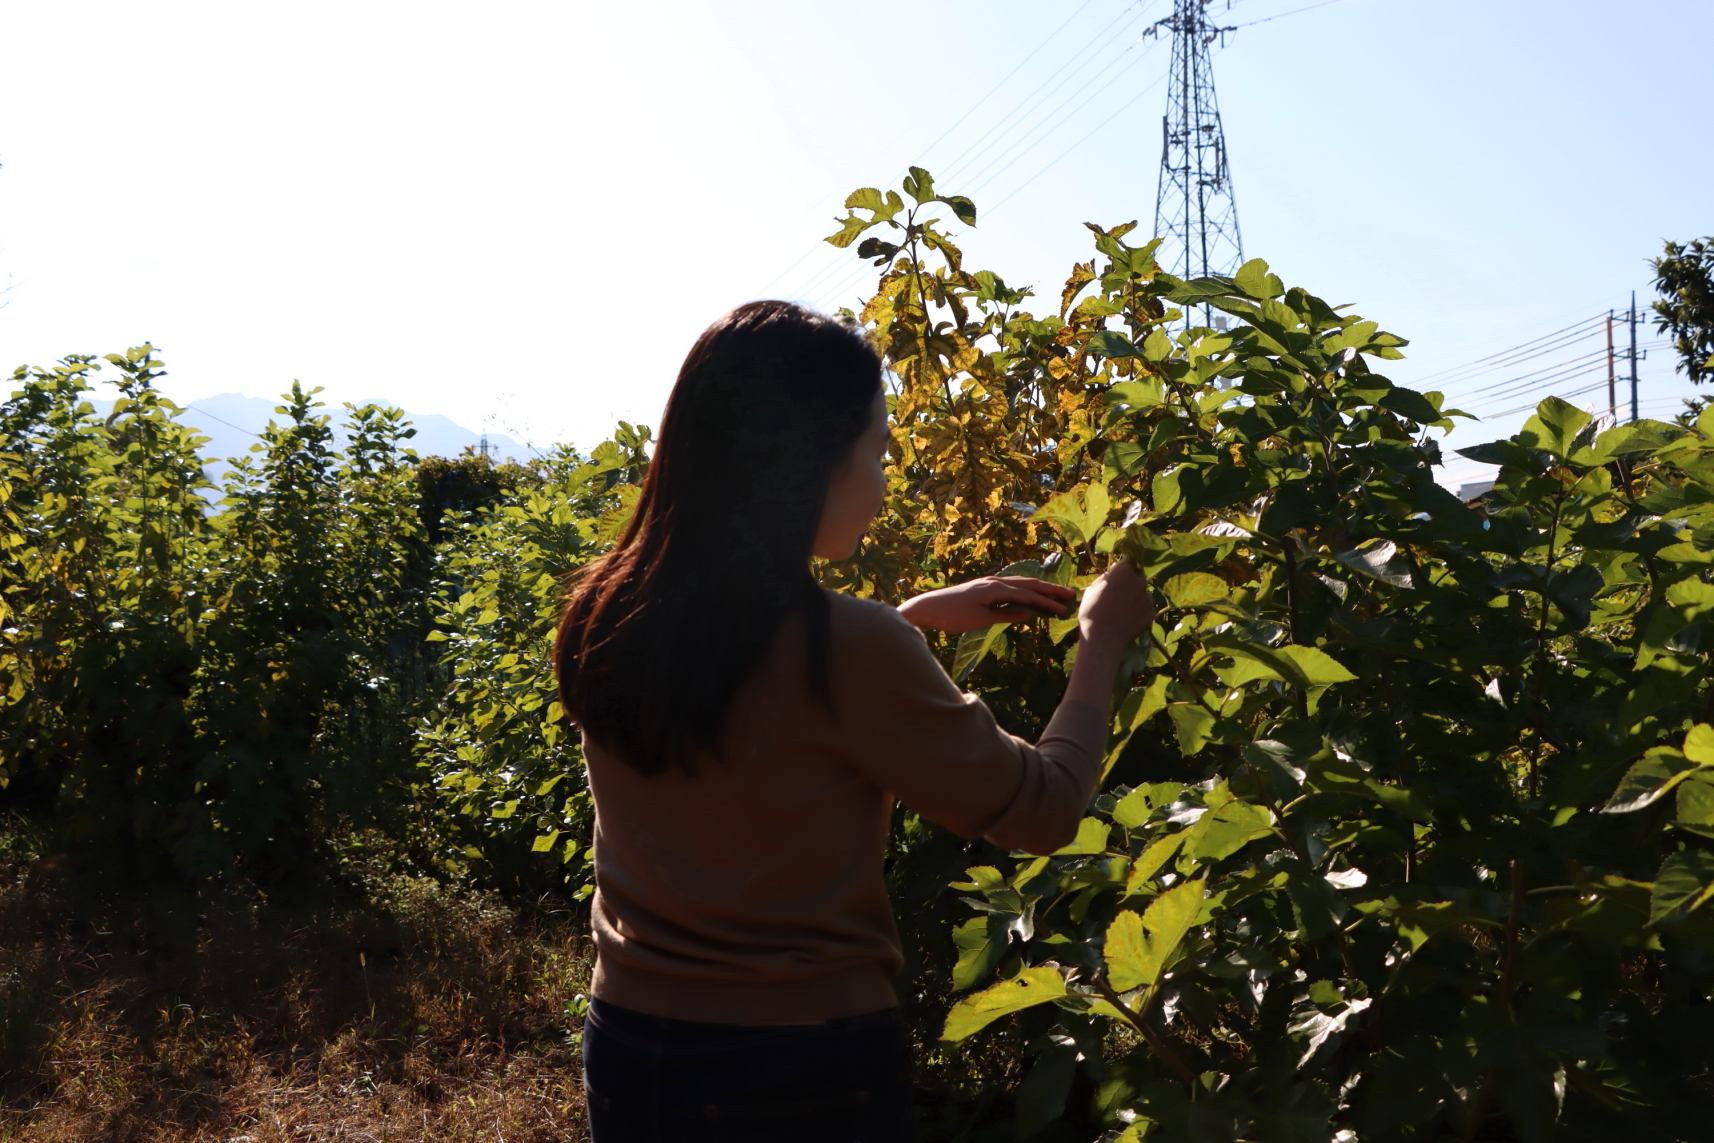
[556,301,1154,1141]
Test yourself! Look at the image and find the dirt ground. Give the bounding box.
[0,860,592,1143]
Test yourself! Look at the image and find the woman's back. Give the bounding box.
[561,301,1153,1140]
[585,591,1104,1026]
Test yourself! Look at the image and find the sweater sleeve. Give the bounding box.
[829,600,1110,856]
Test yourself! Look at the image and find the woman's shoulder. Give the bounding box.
[823,589,934,661]
[824,589,913,630]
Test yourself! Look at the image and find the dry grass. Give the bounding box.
[0,851,593,1143]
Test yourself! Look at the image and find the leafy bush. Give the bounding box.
[415,426,649,897]
[7,174,1714,1143]
[415,452,543,544]
[823,170,1714,1141]
[0,350,430,890]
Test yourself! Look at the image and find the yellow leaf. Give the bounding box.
[1685,723,1714,765]
[1123,834,1184,897]
[1050,817,1111,856]
[1104,878,1205,992]
[941,966,1067,1042]
[1163,572,1228,609]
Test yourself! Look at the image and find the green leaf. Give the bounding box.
[1601,747,1703,813]
[1677,776,1714,837]
[935,195,977,226]
[825,213,874,249]
[530,831,560,853]
[1180,799,1275,863]
[952,623,1007,683]
[1104,878,1205,991]
[1377,387,1444,424]
[1167,703,1217,755]
[1111,787,1154,829]
[1668,581,1714,624]
[1204,636,1356,691]
[1052,817,1112,856]
[940,965,1067,1041]
[1103,439,1150,480]
[1123,833,1185,897]
[1107,378,1166,409]
[1275,645,1359,687]
[1331,538,1414,588]
[844,187,904,220]
[1455,439,1550,471]
[1283,863,1346,940]
[1163,571,1228,609]
[1587,422,1662,461]
[1650,850,1714,926]
[1114,675,1171,741]
[1391,899,1469,951]
[1142,328,1175,361]
[1015,1042,1079,1139]
[1243,740,1306,798]
[902,165,936,204]
[1152,466,1187,515]
[951,915,1008,990]
[1233,258,1276,300]
[1518,396,1592,458]
[1088,330,1141,358]
[1030,483,1110,548]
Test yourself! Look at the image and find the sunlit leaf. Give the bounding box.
[940,966,1067,1042]
[1104,879,1205,992]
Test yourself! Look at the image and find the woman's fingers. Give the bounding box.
[1078,560,1155,646]
[992,575,1076,598]
[984,582,1069,615]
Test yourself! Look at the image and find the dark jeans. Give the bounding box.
[581,998,917,1142]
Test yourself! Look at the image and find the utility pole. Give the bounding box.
[1629,291,1639,423]
[1606,310,1616,421]
[1151,0,1243,327]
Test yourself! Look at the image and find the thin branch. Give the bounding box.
[1092,978,1199,1088]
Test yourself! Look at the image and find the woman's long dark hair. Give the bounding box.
[555,301,883,776]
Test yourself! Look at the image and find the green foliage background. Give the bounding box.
[824,171,1714,1142]
[4,188,1714,1141]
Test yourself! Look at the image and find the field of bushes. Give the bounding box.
[4,175,1713,1141]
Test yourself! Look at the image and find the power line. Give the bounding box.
[1477,378,1612,420]
[185,404,261,438]
[750,0,1112,299]
[782,2,1163,305]
[798,62,1176,313]
[914,0,1108,162]
[966,37,1165,198]
[988,71,1171,214]
[1453,347,1612,403]
[1230,0,1355,29]
[1412,314,1607,387]
[1432,327,1608,395]
[1451,340,1672,411]
[934,2,1156,185]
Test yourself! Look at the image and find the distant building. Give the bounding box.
[1458,480,1495,501]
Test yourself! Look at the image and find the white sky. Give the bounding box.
[3,0,1709,485]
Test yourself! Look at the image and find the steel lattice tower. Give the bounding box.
[1152,0,1243,295]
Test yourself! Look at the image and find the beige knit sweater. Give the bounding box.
[581,591,1108,1026]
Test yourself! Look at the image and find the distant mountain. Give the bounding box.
[86,392,526,475]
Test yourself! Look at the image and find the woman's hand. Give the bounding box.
[897,576,1075,634]
[1061,561,1156,709]
[1075,560,1155,656]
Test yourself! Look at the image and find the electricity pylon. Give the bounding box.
[1151,0,1243,311]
